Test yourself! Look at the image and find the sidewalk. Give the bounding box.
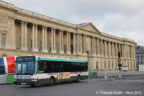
[97,71,144,78]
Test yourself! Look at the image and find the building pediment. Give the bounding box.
[78,22,100,34]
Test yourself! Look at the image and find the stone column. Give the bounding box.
[123,44,127,59]
[130,45,132,59]
[100,40,104,57]
[51,28,53,53]
[99,39,101,57]
[51,28,56,53]
[32,24,35,51]
[79,34,82,55]
[112,43,115,58]
[103,41,105,57]
[122,44,124,59]
[91,37,96,56]
[131,46,133,59]
[44,27,48,52]
[59,30,61,53]
[69,32,71,54]
[53,29,56,53]
[95,38,97,56]
[21,21,28,51]
[82,35,87,55]
[73,33,76,55]
[133,46,136,59]
[108,42,111,58]
[21,21,24,50]
[24,22,28,51]
[127,45,129,59]
[35,24,38,51]
[66,32,71,54]
[61,31,64,54]
[128,45,130,59]
[104,41,108,57]
[115,43,118,58]
[32,24,38,52]
[59,30,64,54]
[41,26,45,52]
[68,32,71,54]
[96,38,100,56]
[42,26,48,52]
[76,33,79,55]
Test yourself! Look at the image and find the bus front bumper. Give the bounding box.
[14,79,38,85]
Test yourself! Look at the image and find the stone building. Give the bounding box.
[0,1,136,72]
[136,46,144,71]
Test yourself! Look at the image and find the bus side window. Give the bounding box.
[38,61,46,73]
[64,62,71,72]
[80,62,88,71]
[46,61,56,73]
[57,63,63,72]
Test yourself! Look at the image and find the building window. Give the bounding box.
[96,62,99,70]
[1,33,6,46]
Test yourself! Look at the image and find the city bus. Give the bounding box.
[14,56,89,87]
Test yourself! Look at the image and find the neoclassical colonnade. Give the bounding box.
[91,37,136,59]
[15,20,135,60]
[15,20,85,55]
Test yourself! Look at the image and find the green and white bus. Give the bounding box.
[14,56,89,87]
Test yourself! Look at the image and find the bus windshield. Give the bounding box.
[15,62,36,75]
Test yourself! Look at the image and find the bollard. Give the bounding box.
[104,68,108,80]
[118,70,122,79]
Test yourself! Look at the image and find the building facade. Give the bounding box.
[136,46,144,71]
[0,1,136,72]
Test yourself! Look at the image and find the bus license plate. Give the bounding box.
[21,83,27,85]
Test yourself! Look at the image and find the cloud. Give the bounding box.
[2,0,144,46]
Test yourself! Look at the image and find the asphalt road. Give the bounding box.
[0,75,144,96]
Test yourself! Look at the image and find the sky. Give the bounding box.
[2,0,144,46]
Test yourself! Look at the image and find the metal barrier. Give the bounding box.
[89,72,97,79]
[0,74,14,84]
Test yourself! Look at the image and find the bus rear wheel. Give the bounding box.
[75,76,81,82]
[49,78,55,86]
